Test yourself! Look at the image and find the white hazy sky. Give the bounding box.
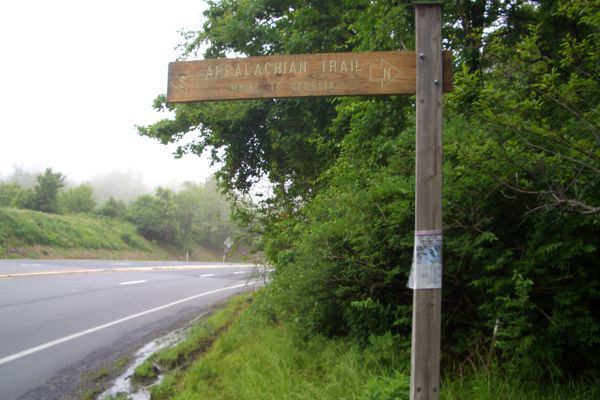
[0,0,214,188]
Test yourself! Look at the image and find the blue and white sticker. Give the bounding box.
[407,230,442,289]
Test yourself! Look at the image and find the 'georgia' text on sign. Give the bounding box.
[167,51,452,102]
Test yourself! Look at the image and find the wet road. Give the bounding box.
[0,260,260,400]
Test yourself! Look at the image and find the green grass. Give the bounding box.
[148,291,412,400]
[143,291,600,400]
[441,371,600,400]
[0,207,229,260]
[132,294,253,389]
[176,324,409,400]
[0,207,164,258]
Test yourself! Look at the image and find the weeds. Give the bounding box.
[145,291,599,400]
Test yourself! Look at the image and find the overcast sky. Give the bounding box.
[0,0,214,188]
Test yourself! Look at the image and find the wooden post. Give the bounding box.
[411,2,443,400]
[164,12,451,398]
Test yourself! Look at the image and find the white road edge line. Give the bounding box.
[234,271,249,274]
[200,274,215,278]
[119,280,147,286]
[0,283,247,367]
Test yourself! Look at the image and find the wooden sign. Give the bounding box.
[167,51,452,103]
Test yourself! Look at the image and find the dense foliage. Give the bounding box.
[134,293,599,400]
[0,173,236,254]
[126,181,234,251]
[32,168,65,213]
[140,0,599,379]
[59,184,96,214]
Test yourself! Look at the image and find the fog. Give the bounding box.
[0,166,207,204]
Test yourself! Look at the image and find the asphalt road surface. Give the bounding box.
[0,260,260,400]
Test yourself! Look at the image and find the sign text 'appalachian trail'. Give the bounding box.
[167,51,452,102]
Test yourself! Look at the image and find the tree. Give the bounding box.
[449,0,599,215]
[138,0,386,201]
[126,188,178,244]
[175,179,234,251]
[32,168,65,213]
[139,0,600,378]
[97,197,127,219]
[124,182,235,251]
[59,184,96,214]
[0,183,25,208]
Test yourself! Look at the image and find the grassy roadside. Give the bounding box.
[0,207,159,258]
[133,291,410,400]
[112,291,600,400]
[0,207,226,261]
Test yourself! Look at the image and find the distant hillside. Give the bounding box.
[0,207,168,259]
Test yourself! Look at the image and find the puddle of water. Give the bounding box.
[98,327,190,400]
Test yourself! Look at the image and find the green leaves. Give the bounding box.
[125,181,234,250]
[59,184,96,214]
[137,0,600,380]
[32,168,65,214]
[466,1,600,216]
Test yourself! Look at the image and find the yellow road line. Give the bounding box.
[0,264,255,279]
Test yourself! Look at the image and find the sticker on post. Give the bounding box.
[407,230,442,289]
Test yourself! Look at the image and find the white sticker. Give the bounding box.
[407,230,442,289]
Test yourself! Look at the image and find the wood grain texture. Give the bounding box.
[167,51,452,103]
[411,4,443,400]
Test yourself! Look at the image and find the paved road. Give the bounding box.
[0,260,261,400]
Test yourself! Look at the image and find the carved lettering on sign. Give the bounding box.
[167,51,452,102]
[321,59,362,73]
[290,81,335,92]
[202,60,308,80]
[369,59,405,88]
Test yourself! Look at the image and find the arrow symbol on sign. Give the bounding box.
[169,75,189,95]
[368,59,403,88]
[169,72,205,95]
